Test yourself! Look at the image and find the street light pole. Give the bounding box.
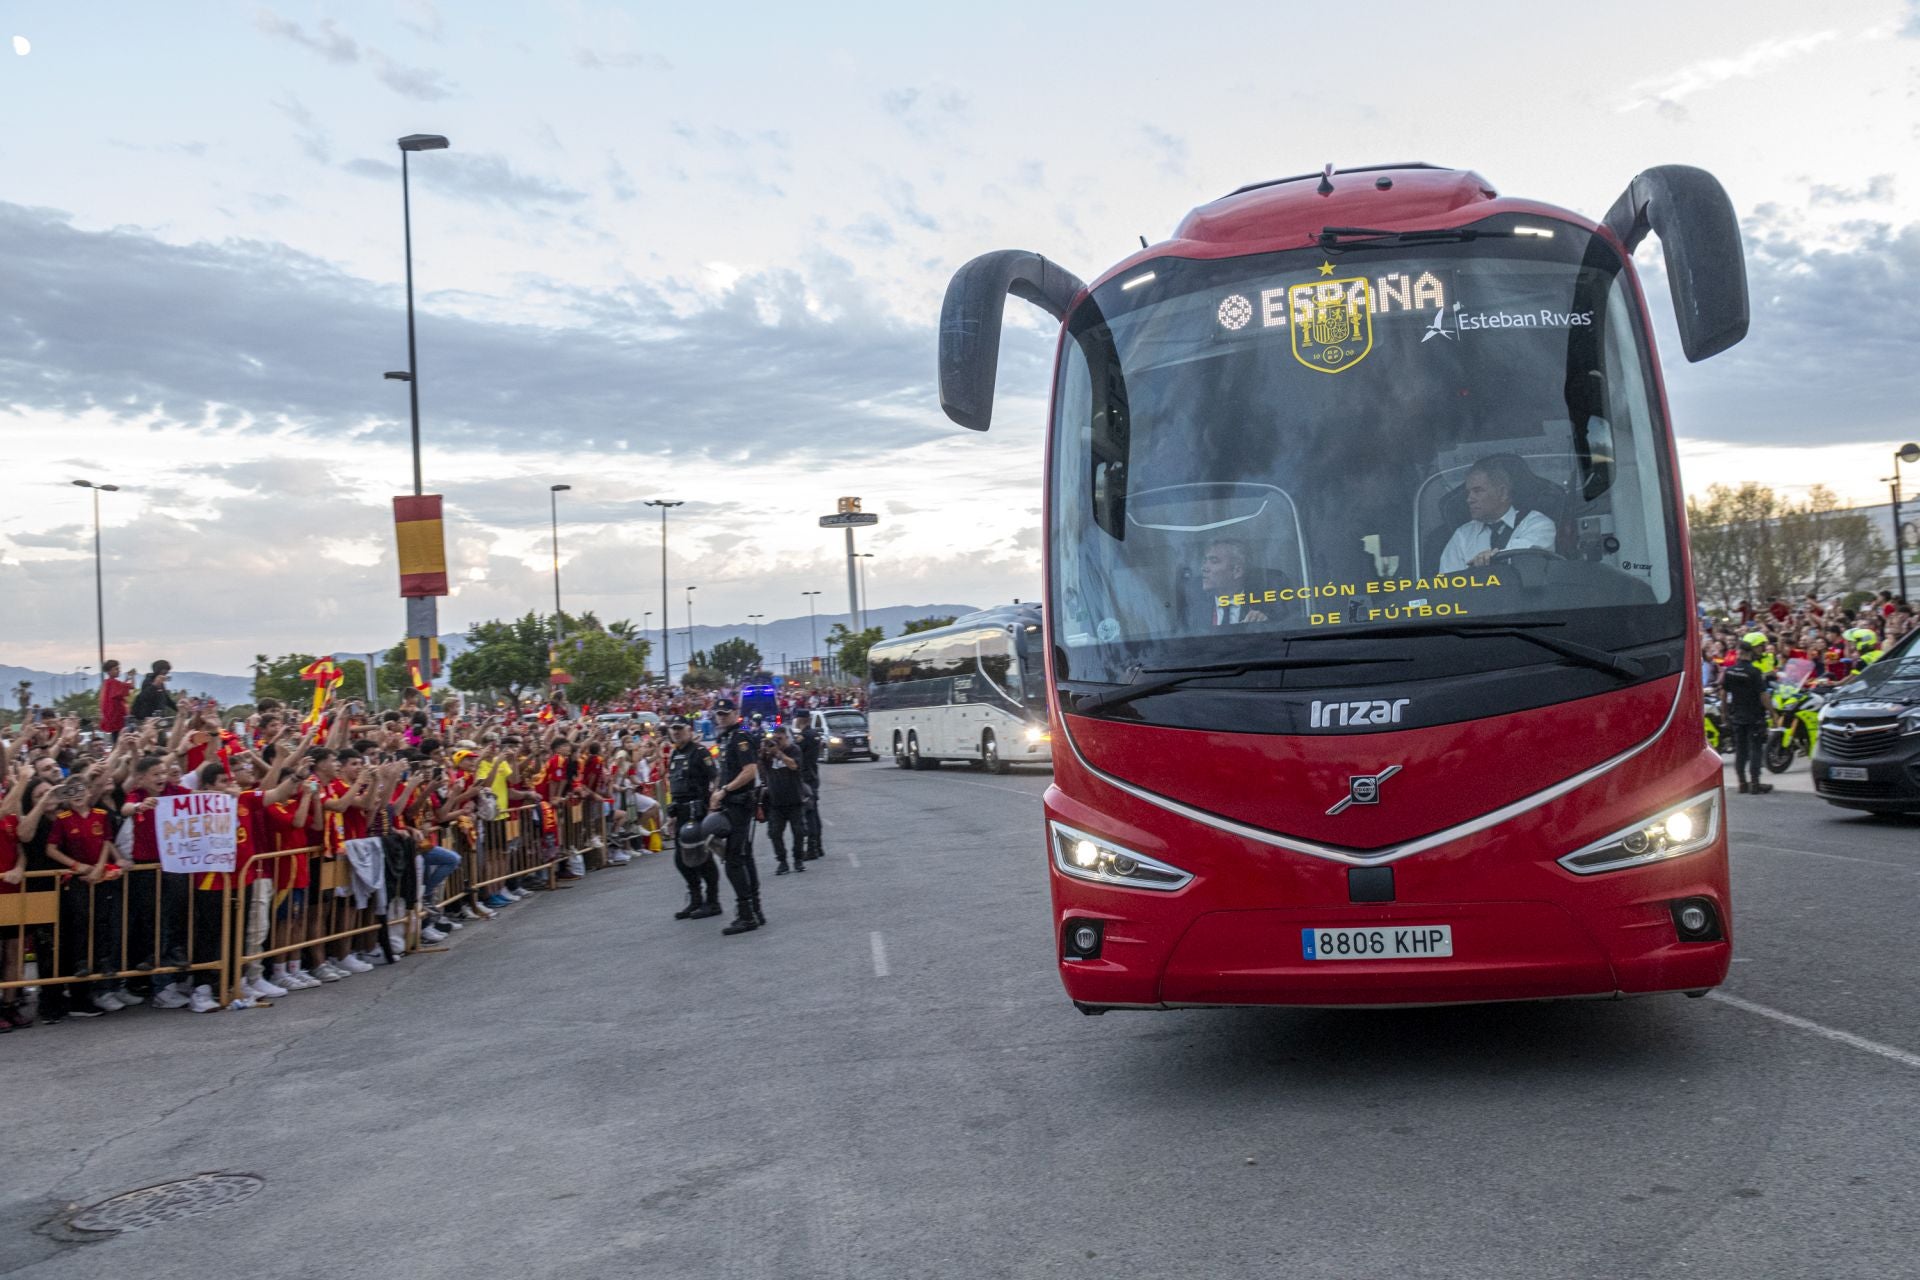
[856,553,873,630]
[801,590,822,666]
[685,586,698,664]
[70,479,117,675]
[1893,443,1920,604]
[748,613,764,653]
[549,484,571,618]
[396,134,448,496]
[645,499,683,680]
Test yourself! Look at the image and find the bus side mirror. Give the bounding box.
[1603,165,1749,363]
[938,250,1087,431]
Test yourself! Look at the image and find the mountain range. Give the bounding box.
[2,602,993,708]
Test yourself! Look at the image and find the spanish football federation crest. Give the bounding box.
[1287,276,1373,374]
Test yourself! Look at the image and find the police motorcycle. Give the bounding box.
[1703,690,1729,755]
[1765,669,1831,774]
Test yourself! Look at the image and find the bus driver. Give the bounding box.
[1437,457,1557,573]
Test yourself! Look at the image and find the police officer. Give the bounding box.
[666,718,722,919]
[761,725,809,875]
[1721,636,1773,795]
[791,712,824,861]
[709,698,766,935]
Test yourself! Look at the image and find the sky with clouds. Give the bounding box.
[1,0,1917,673]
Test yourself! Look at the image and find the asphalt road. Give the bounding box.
[3,755,1918,1279]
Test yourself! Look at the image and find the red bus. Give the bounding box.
[938,163,1748,1012]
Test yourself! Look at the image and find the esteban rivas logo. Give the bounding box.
[1420,303,1459,342]
[1327,765,1402,815]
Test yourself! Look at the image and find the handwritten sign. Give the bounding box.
[156,792,237,874]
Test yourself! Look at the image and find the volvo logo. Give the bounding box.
[1328,765,1403,815]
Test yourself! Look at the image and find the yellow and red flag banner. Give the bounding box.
[299,658,345,725]
[404,636,440,694]
[393,495,449,598]
[549,642,572,686]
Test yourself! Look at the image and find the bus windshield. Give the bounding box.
[1049,214,1685,707]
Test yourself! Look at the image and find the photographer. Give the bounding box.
[761,726,809,876]
[130,661,176,723]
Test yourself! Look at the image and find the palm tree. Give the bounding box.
[12,680,32,713]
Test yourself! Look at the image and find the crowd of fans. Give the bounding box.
[0,664,865,1032]
[1700,589,1913,687]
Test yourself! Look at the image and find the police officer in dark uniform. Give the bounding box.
[791,712,824,861]
[666,718,723,919]
[708,698,766,935]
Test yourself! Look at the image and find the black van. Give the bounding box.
[1812,628,1920,815]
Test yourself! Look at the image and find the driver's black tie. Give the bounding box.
[1489,520,1512,551]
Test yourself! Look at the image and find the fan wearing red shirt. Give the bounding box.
[49,782,120,1012]
[119,756,193,972]
[99,661,134,739]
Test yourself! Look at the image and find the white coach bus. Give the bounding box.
[866,604,1053,772]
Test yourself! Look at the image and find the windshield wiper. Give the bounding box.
[1317,225,1514,249]
[1291,621,1643,680]
[1068,655,1407,716]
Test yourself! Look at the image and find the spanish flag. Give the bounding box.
[405,636,438,694]
[549,643,572,686]
[393,495,449,598]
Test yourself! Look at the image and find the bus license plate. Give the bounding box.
[1828,766,1869,781]
[1302,925,1453,961]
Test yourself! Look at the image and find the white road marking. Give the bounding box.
[1709,992,1920,1071]
[869,931,890,978]
[842,848,860,868]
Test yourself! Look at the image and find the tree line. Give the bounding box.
[1687,483,1889,611]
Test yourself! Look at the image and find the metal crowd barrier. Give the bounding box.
[1,798,649,1018]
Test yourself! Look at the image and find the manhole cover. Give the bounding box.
[64,1174,263,1235]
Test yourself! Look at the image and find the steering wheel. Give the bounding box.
[1485,546,1564,565]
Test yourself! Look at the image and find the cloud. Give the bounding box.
[397,0,444,41]
[1810,174,1894,205]
[255,10,359,64]
[367,49,455,100]
[1614,30,1839,114]
[1648,205,1920,448]
[108,139,209,157]
[879,85,970,138]
[572,46,671,72]
[254,9,454,101]
[339,152,582,206]
[605,152,637,202]
[1138,124,1188,177]
[0,201,1000,470]
[1904,0,1920,37]
[272,94,332,164]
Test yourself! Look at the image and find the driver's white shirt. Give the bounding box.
[1437,506,1556,574]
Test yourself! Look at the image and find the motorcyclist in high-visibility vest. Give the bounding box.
[1845,627,1883,670]
[1741,631,1777,675]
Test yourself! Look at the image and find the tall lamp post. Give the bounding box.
[549,484,571,617]
[748,613,765,654]
[642,611,653,676]
[645,499,683,679]
[70,479,117,675]
[388,131,449,695]
[856,554,873,627]
[393,133,448,497]
[801,590,822,667]
[685,586,698,665]
[1891,443,1920,604]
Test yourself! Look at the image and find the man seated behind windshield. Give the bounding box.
[1200,537,1273,626]
[1437,457,1557,573]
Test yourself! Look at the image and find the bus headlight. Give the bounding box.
[1557,792,1720,875]
[1025,726,1050,743]
[1049,821,1192,891]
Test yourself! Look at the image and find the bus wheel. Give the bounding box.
[893,734,911,769]
[983,733,1009,775]
[908,734,935,770]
